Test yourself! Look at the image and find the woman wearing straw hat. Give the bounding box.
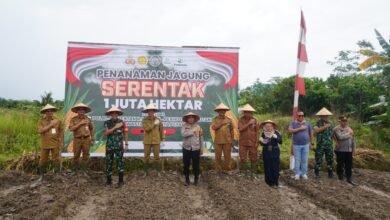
[259,120,282,188]
[142,103,165,177]
[211,103,234,175]
[103,106,128,187]
[181,112,203,186]
[238,104,259,177]
[37,104,63,181]
[313,107,334,179]
[69,103,94,176]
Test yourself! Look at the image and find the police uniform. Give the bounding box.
[181,112,203,186]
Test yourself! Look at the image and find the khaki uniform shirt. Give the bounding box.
[238,116,258,147]
[211,116,233,144]
[38,116,63,149]
[142,116,165,144]
[69,115,94,138]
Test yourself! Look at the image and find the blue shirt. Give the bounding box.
[289,121,312,145]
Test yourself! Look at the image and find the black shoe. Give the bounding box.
[106,176,112,186]
[347,179,358,186]
[314,170,320,179]
[118,172,124,187]
[337,175,344,181]
[328,170,334,179]
[194,175,199,186]
[184,176,190,186]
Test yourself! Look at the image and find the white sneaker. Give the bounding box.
[302,175,308,180]
[294,175,300,180]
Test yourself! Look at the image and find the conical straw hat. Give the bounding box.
[105,106,123,116]
[315,107,333,116]
[182,112,200,122]
[142,103,159,113]
[214,103,230,112]
[240,104,256,112]
[40,104,58,113]
[71,103,91,113]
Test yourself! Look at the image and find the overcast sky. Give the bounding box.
[0,0,389,100]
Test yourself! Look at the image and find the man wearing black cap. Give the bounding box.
[333,116,357,185]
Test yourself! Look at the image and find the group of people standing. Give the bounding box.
[289,107,357,185]
[37,102,356,188]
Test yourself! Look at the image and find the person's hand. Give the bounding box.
[90,139,94,145]
[124,142,128,150]
[49,120,58,128]
[160,141,165,147]
[200,148,204,156]
[310,143,314,150]
[79,120,88,126]
[154,119,160,125]
[259,137,264,143]
[300,125,307,130]
[324,123,331,129]
[249,119,256,125]
[193,127,199,136]
[114,122,123,129]
[272,134,277,138]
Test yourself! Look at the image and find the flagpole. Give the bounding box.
[290,10,308,170]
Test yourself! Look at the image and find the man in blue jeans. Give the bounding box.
[288,111,314,180]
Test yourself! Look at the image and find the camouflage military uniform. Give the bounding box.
[314,120,334,174]
[104,119,127,178]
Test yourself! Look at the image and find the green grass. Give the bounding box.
[0,107,63,166]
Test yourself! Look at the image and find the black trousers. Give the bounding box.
[262,147,280,186]
[182,148,200,177]
[335,151,353,180]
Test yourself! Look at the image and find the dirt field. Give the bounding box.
[0,168,389,220]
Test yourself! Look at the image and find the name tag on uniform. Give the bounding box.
[51,128,56,134]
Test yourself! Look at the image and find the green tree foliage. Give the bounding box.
[40,91,54,106]
[239,74,384,120]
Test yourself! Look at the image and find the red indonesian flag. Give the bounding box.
[293,11,308,120]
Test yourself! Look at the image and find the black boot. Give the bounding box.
[314,170,320,179]
[143,163,149,177]
[106,176,112,186]
[347,178,357,186]
[194,175,199,186]
[38,166,45,181]
[184,175,190,186]
[328,170,334,179]
[118,172,124,187]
